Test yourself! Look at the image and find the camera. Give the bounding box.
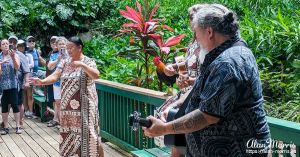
[60,48,65,54]
[60,48,68,59]
[9,44,14,50]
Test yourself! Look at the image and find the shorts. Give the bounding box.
[53,85,61,100]
[1,88,18,107]
[47,85,54,103]
[18,89,23,105]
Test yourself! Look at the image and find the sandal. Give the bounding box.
[47,120,59,127]
[1,128,9,135]
[47,120,54,124]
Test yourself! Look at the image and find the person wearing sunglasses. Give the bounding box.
[25,36,46,118]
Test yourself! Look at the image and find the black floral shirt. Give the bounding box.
[185,36,271,157]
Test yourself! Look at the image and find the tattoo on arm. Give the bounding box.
[171,110,209,134]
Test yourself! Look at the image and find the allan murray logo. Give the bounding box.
[246,138,296,155]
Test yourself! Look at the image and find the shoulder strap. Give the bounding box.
[79,56,89,157]
[36,49,40,58]
[175,83,197,117]
[32,49,39,57]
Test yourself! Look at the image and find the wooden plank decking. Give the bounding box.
[0,110,130,157]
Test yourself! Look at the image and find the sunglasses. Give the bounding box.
[28,40,35,43]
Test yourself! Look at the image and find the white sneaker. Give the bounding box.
[26,112,33,119]
[24,111,30,117]
[31,113,38,119]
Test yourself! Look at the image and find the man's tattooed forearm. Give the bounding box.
[171,110,209,134]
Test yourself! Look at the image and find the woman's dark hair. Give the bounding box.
[68,36,84,48]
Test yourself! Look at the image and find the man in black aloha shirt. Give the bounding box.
[143,4,271,157]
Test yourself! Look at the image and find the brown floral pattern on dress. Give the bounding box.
[58,56,102,157]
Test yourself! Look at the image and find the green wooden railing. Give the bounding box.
[96,79,167,152]
[96,79,300,156]
[267,117,300,157]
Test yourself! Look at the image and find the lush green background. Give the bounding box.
[0,0,115,54]
[1,0,299,122]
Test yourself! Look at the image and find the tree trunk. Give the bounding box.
[145,53,149,88]
[158,79,163,91]
[142,37,149,88]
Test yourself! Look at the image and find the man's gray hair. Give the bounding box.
[56,36,68,44]
[188,4,209,21]
[192,4,239,36]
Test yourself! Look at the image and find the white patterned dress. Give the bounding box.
[57,56,102,157]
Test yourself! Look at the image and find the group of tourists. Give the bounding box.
[0,35,44,135]
[0,35,104,156]
[0,35,66,134]
[0,2,272,157]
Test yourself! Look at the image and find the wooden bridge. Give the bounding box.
[0,111,129,157]
[0,79,299,157]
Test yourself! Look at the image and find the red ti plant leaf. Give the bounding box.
[148,4,159,21]
[160,25,174,32]
[144,22,157,34]
[136,1,143,16]
[150,34,186,54]
[125,6,143,24]
[120,6,143,26]
[123,23,143,32]
[119,10,136,22]
[118,29,133,33]
[122,23,136,27]
[149,34,163,48]
[164,34,186,47]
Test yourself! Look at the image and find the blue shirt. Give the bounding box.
[185,37,270,157]
[50,52,60,86]
[0,53,19,90]
[27,48,39,72]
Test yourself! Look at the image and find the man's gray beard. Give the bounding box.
[198,45,209,65]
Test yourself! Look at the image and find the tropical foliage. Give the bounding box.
[0,0,299,122]
[117,1,185,88]
[0,0,115,51]
[85,0,300,122]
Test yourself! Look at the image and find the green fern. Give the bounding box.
[15,6,29,15]
[69,20,80,27]
[56,4,74,21]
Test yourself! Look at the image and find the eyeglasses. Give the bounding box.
[28,40,35,43]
